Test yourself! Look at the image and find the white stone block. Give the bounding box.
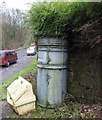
[7,76,36,115]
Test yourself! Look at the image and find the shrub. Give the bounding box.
[28,2,102,39]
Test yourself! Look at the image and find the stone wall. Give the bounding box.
[68,19,102,103]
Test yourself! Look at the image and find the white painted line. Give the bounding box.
[13,64,16,67]
[6,68,9,70]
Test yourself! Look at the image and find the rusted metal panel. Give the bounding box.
[37,66,68,106]
[38,47,68,65]
[38,37,68,46]
[38,50,48,63]
[37,68,48,106]
[49,49,68,65]
[47,69,62,105]
[37,37,68,107]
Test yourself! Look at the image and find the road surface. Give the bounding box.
[0,49,36,83]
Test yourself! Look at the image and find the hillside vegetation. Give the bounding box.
[1,4,32,50]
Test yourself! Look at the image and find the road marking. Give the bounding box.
[6,68,9,70]
[13,64,16,67]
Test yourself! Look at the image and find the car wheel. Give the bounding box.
[6,61,10,67]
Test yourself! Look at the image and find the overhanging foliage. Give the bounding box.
[28,2,102,39]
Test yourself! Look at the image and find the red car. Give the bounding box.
[0,50,18,67]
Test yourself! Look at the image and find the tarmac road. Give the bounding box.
[0,48,36,83]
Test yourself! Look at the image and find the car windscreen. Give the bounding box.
[0,52,4,57]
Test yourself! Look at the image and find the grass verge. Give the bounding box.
[0,59,37,100]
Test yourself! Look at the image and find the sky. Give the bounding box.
[0,0,38,11]
[0,0,65,11]
[0,0,100,11]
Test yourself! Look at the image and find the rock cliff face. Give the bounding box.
[68,18,102,103]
